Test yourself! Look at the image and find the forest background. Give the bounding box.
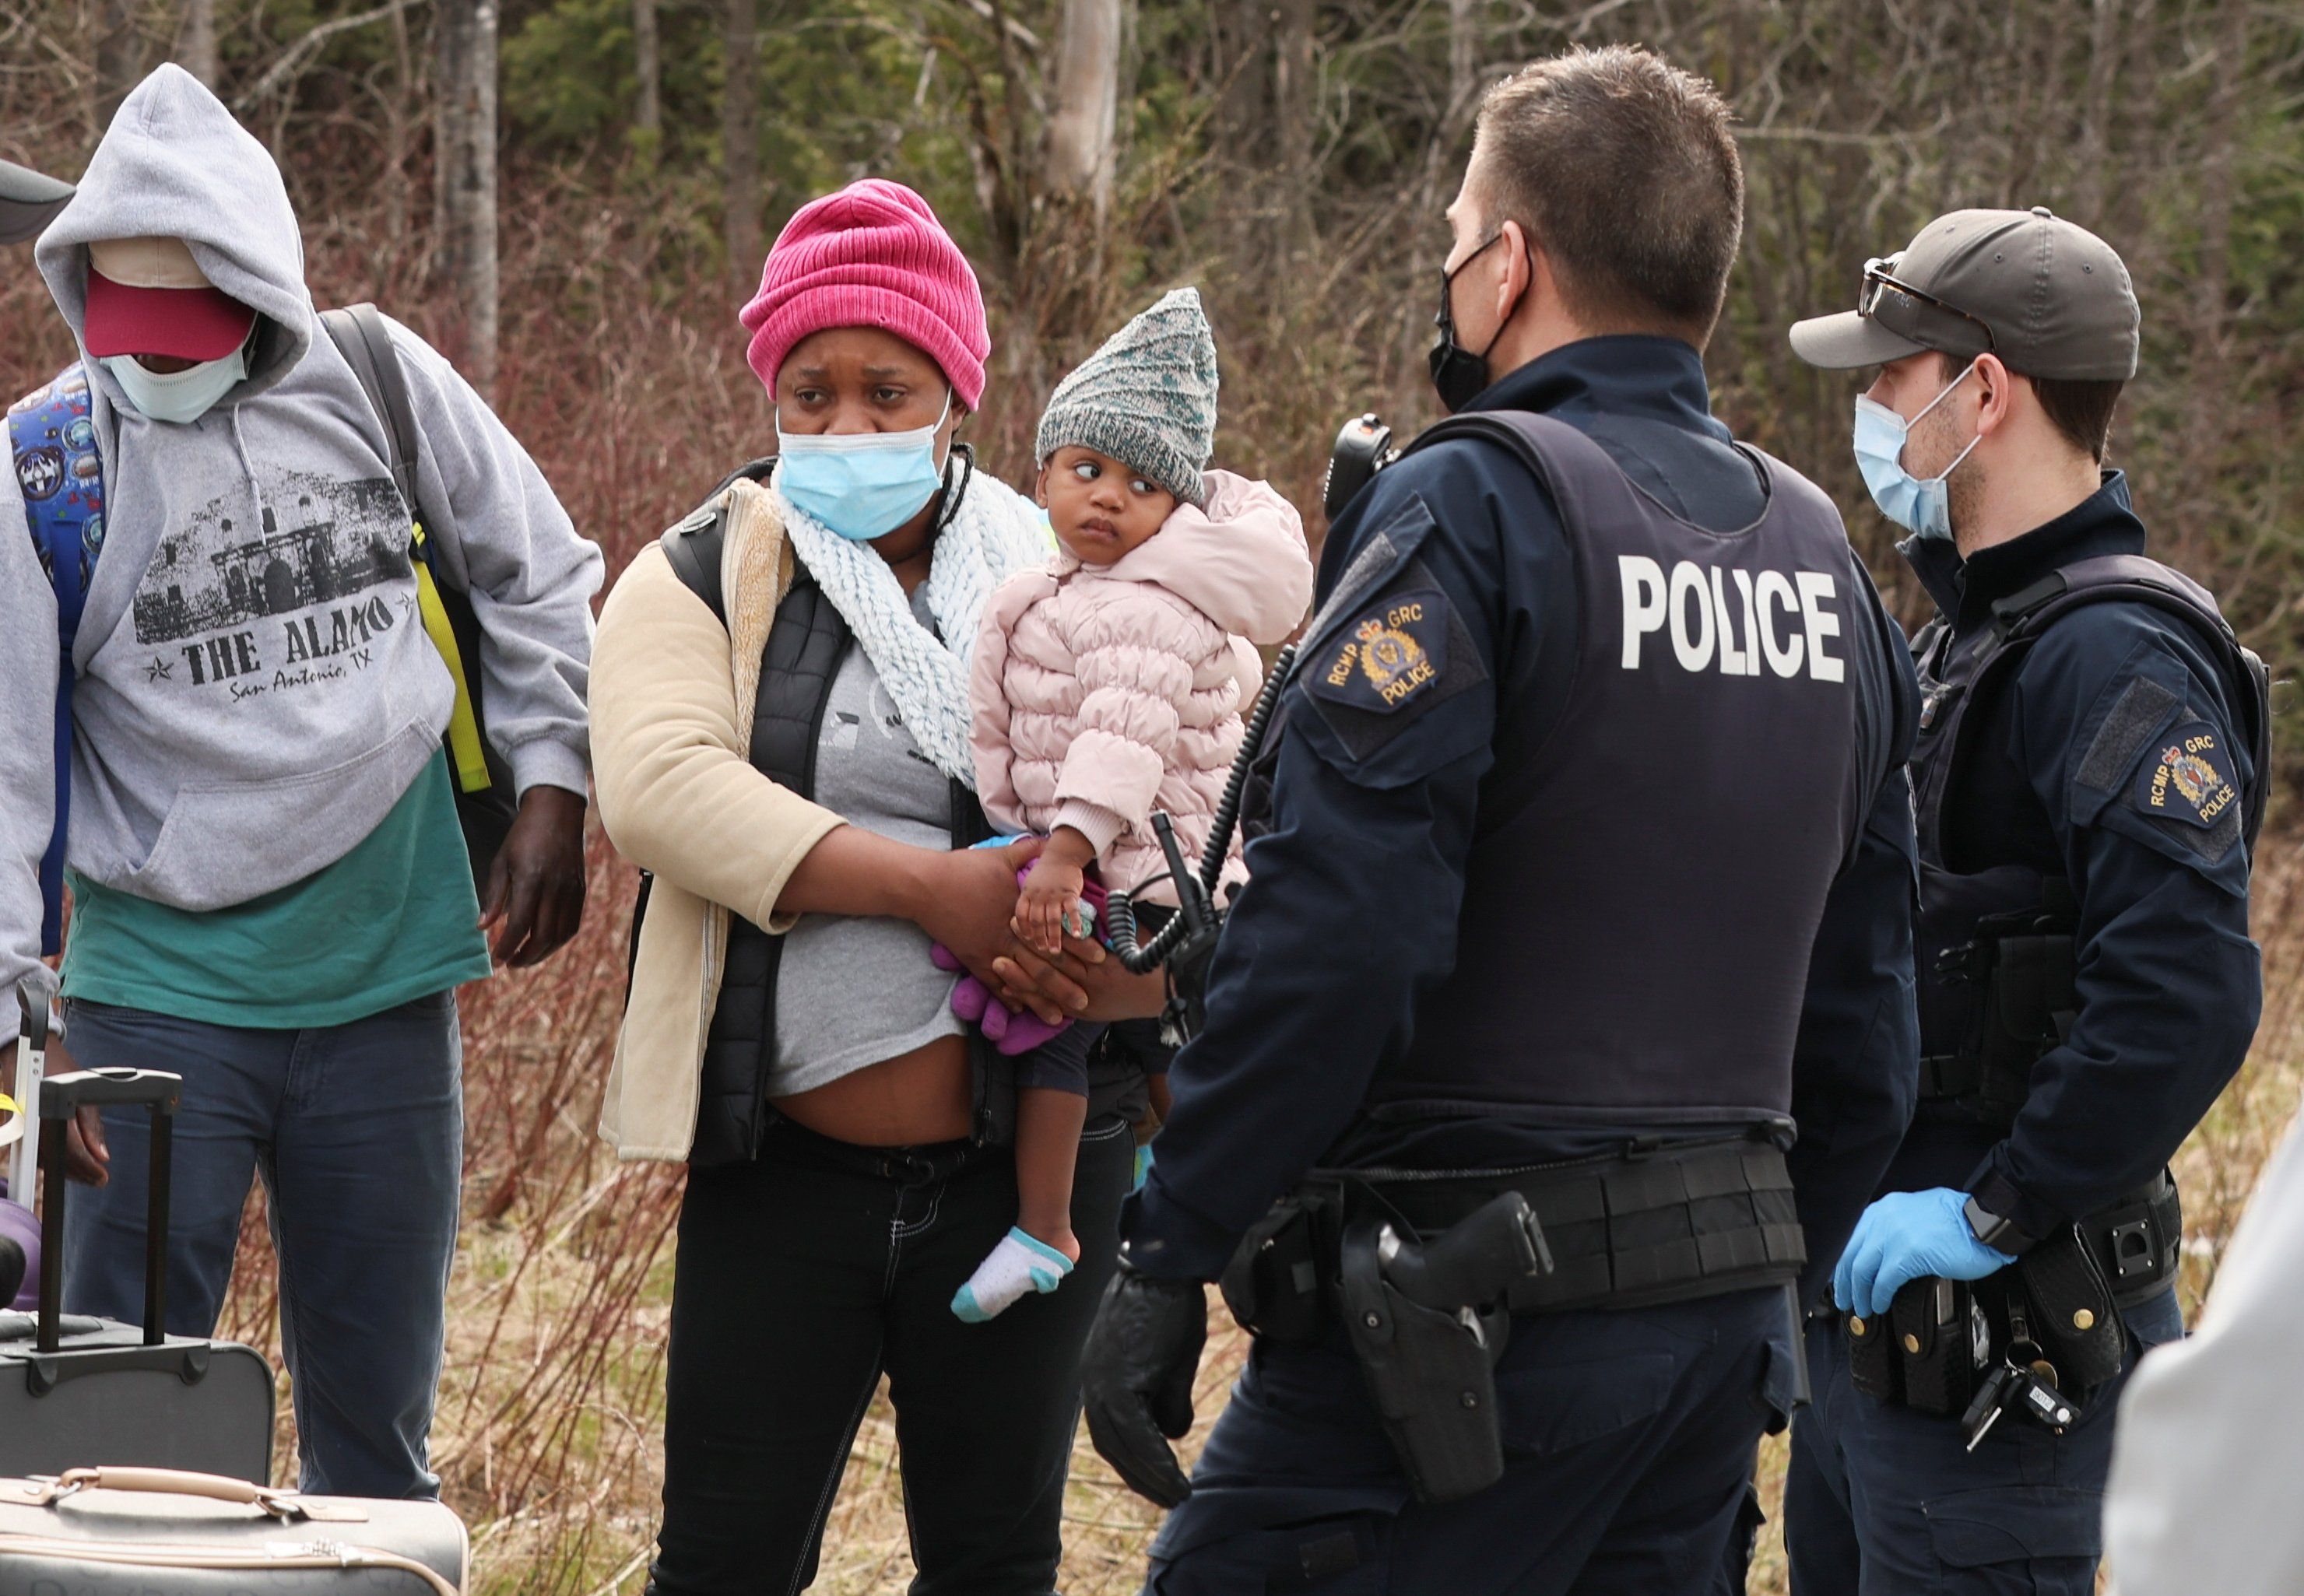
[2,1,2300,1590]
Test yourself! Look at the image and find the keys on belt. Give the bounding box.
[1960,1301,2077,1450]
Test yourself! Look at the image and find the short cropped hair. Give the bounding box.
[1470,45,1744,346]
[1939,352,2125,462]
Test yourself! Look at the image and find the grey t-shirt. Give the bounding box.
[767,588,965,1097]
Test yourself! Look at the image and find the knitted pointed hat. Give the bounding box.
[1035,286,1218,507]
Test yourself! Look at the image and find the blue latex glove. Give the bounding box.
[1832,1187,2015,1317]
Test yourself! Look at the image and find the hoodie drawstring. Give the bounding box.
[227,405,274,535]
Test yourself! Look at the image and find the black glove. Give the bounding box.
[1080,1259,1207,1508]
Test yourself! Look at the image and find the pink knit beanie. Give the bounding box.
[739,179,989,409]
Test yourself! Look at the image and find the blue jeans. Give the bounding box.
[60,994,464,1498]
[1784,1286,2184,1594]
[1149,1285,1800,1595]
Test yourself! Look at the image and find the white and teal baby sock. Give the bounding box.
[952,1228,1074,1322]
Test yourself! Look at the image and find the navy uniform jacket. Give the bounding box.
[1890,479,2262,1238]
[1124,335,1923,1309]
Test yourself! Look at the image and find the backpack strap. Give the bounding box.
[659,458,778,628]
[318,304,498,796]
[320,304,421,511]
[8,367,104,955]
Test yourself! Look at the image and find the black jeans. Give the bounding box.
[650,1111,1135,1595]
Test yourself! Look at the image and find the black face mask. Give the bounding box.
[1428,231,1507,414]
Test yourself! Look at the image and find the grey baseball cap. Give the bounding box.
[1790,206,2139,382]
[0,158,72,245]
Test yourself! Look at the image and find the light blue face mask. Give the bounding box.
[775,392,953,542]
[1853,360,1982,541]
[104,345,249,426]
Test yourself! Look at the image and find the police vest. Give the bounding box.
[1909,555,2271,1128]
[1365,412,1882,1124]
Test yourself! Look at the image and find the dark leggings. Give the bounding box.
[649,1112,1135,1596]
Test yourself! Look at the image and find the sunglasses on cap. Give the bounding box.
[1858,254,1997,358]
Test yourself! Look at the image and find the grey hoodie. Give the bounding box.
[1,65,602,1002]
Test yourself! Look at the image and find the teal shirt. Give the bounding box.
[62,752,494,1028]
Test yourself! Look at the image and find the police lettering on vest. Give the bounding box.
[1617,556,1845,682]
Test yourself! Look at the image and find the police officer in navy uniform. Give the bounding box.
[1076,45,1923,1594]
[1781,210,2268,1593]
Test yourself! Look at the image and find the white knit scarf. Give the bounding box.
[769,456,1052,786]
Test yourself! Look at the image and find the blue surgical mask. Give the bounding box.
[775,393,953,542]
[1852,360,1982,541]
[104,346,249,426]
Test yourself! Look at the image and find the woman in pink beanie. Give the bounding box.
[592,178,1164,1594]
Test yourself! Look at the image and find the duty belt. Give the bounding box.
[1838,1169,2181,1447]
[1217,1132,1804,1506]
[1220,1133,1806,1342]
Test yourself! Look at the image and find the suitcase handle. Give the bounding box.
[39,1068,182,1114]
[34,1069,184,1356]
[51,1465,297,1515]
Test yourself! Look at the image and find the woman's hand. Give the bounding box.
[992,928,1166,1025]
[911,837,1039,992]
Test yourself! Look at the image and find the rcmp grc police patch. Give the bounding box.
[2134,720,2241,830]
[1308,588,1448,714]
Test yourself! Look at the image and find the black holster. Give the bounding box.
[1334,1187,1551,1504]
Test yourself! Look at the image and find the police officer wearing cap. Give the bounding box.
[1077,45,1922,1594]
[1782,209,2268,1593]
[0,159,72,245]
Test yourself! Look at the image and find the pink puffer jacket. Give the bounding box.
[971,469,1313,902]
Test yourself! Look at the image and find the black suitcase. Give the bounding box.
[0,1065,274,1482]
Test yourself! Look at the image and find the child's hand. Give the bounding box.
[1017,854,1087,957]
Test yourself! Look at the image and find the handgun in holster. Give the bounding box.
[1336,1184,1554,1503]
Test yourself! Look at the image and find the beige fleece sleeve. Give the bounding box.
[592,543,845,932]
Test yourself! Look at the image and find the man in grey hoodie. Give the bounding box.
[0,66,602,1498]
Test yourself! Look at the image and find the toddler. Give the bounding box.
[949,288,1313,1321]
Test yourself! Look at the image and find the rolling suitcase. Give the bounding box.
[0,1065,274,1482]
[0,1465,465,1593]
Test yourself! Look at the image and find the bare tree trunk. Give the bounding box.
[94,0,145,128]
[177,0,220,90]
[723,0,760,284]
[1400,0,1478,385]
[1210,0,1269,258]
[2171,0,2250,566]
[2068,0,2123,226]
[436,0,501,397]
[383,1,414,252]
[1271,0,1314,258]
[1045,0,1122,221]
[634,0,662,155]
